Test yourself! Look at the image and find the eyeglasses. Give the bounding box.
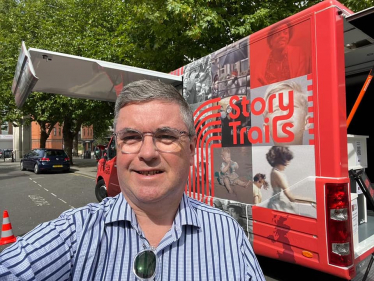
[133,248,158,280]
[114,127,191,154]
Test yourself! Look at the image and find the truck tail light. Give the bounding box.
[64,157,70,162]
[40,157,50,162]
[326,183,353,267]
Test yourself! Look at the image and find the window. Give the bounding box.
[54,128,56,136]
[45,150,66,157]
[1,121,8,135]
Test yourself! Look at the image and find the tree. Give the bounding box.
[1,0,374,162]
[0,0,121,161]
[340,0,374,11]
[19,92,63,148]
[56,97,114,164]
[115,0,324,72]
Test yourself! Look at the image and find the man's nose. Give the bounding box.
[138,135,158,160]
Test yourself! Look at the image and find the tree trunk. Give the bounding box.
[73,134,79,157]
[39,129,48,148]
[37,121,57,149]
[62,117,75,165]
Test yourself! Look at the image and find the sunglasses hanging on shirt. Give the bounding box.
[133,248,158,280]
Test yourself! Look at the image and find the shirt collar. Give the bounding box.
[104,193,134,225]
[104,193,201,229]
[174,193,201,229]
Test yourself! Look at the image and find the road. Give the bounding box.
[0,158,98,253]
[0,159,357,280]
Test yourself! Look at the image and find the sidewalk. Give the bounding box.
[70,157,98,178]
[0,157,98,178]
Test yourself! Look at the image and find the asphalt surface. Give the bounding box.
[0,157,99,252]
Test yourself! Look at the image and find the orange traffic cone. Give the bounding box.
[0,210,17,245]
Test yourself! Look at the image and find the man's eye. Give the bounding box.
[122,134,142,142]
[156,134,178,142]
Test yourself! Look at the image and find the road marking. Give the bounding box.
[28,176,78,210]
[28,195,50,206]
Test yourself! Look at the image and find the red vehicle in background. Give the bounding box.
[95,137,119,201]
[12,1,374,279]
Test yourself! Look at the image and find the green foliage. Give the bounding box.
[0,0,373,153]
[116,0,323,72]
[340,0,374,11]
[0,0,119,150]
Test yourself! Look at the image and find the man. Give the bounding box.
[263,81,311,145]
[0,80,265,280]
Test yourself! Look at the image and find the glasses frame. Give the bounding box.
[114,127,191,154]
[132,248,158,280]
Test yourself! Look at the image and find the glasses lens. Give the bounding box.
[134,250,157,279]
[118,131,143,153]
[154,128,183,152]
[117,128,189,154]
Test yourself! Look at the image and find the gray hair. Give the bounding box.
[263,81,308,116]
[113,80,195,137]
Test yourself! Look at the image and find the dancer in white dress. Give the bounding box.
[266,146,316,213]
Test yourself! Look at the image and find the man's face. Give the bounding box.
[115,101,196,207]
[265,91,309,145]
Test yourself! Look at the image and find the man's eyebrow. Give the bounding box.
[117,128,139,134]
[157,126,176,131]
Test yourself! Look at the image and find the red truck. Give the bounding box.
[13,1,374,279]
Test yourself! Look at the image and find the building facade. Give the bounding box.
[0,121,13,150]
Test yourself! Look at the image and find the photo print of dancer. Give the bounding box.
[253,145,317,218]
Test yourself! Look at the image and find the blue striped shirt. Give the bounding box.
[0,193,265,280]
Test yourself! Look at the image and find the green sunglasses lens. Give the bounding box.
[134,250,157,279]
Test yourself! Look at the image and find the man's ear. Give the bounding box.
[189,136,197,166]
[304,115,312,130]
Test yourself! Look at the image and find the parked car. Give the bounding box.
[3,149,13,159]
[0,149,13,159]
[20,149,70,174]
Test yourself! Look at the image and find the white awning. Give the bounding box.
[12,42,182,107]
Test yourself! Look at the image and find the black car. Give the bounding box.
[20,149,70,174]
